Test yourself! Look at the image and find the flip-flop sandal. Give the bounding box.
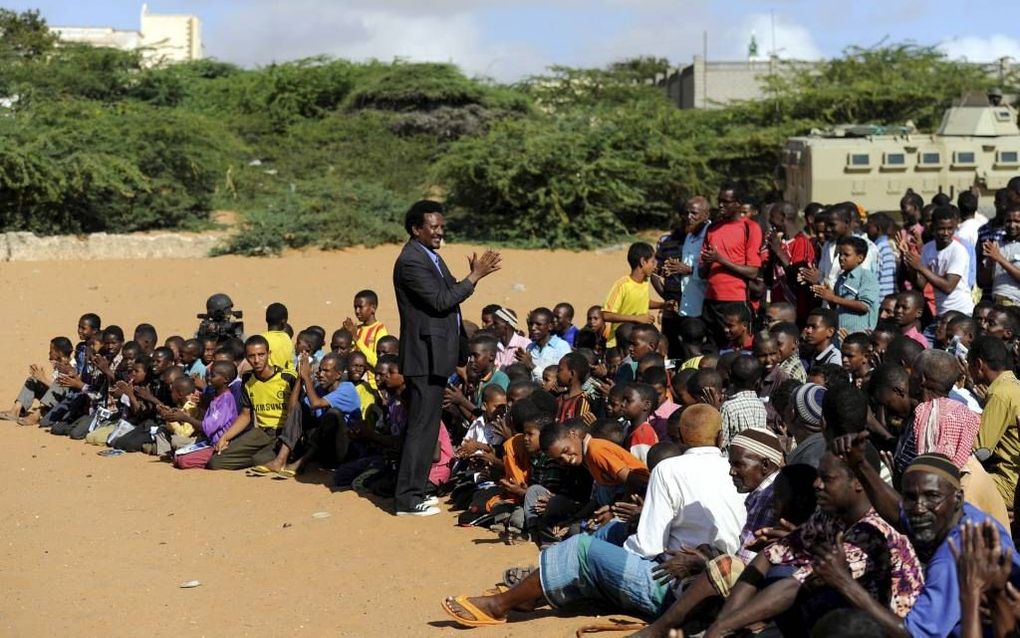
[247,465,273,475]
[482,584,510,596]
[441,595,506,628]
[276,468,297,479]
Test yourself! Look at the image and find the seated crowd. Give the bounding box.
[10,179,1020,637]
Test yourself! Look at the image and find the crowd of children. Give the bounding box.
[11,180,1020,637]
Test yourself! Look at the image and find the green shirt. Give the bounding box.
[977,370,1020,505]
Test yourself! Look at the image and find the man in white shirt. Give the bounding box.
[956,190,987,249]
[905,207,974,316]
[441,404,747,627]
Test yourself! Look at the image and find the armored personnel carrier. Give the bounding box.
[780,92,1020,210]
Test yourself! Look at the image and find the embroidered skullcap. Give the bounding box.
[731,428,784,466]
[495,307,518,329]
[794,383,825,429]
[905,453,961,489]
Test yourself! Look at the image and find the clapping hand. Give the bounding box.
[610,494,644,524]
[701,244,720,265]
[701,387,722,409]
[662,257,691,277]
[810,284,837,303]
[652,546,709,584]
[513,347,534,369]
[798,265,822,285]
[810,532,852,589]
[57,370,84,390]
[468,250,502,281]
[984,240,1004,263]
[949,521,1012,595]
[746,518,798,552]
[492,413,515,442]
[342,317,356,334]
[29,364,48,383]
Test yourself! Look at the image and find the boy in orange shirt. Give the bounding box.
[539,419,648,498]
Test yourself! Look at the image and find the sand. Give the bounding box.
[0,244,645,637]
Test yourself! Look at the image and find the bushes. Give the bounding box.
[0,8,1012,253]
[216,178,408,256]
[0,99,245,233]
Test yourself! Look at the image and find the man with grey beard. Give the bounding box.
[822,435,1020,638]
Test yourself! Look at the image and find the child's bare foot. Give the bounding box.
[17,411,40,426]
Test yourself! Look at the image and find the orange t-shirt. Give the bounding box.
[583,436,648,486]
[502,434,531,487]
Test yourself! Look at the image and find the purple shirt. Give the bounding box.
[649,399,679,440]
[202,390,239,444]
[494,332,531,370]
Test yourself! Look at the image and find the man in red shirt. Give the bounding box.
[700,184,764,342]
[767,200,817,325]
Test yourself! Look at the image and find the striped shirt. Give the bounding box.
[737,471,778,563]
[720,390,767,450]
[874,235,897,299]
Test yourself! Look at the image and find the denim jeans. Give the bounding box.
[539,532,668,617]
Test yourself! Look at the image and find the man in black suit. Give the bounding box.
[392,200,501,516]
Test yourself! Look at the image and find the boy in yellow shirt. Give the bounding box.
[262,302,295,372]
[152,375,203,456]
[343,289,389,370]
[601,242,670,347]
[344,289,389,390]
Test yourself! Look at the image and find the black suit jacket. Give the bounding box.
[393,239,475,378]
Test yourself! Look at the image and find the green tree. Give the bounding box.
[0,8,57,61]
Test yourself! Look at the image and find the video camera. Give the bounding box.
[196,293,245,342]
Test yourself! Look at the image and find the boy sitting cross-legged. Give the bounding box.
[1,336,74,423]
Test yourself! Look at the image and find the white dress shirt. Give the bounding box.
[623,446,747,558]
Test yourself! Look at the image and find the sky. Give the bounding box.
[9,1,1020,81]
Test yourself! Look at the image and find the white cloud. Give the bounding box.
[200,1,822,81]
[202,1,541,81]
[939,34,1020,62]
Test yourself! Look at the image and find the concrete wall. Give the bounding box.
[52,6,201,65]
[0,231,224,262]
[140,10,201,63]
[659,56,823,109]
[661,56,783,109]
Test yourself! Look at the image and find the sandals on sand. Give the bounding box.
[502,565,536,587]
[482,584,510,596]
[441,595,506,627]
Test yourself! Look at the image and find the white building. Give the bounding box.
[52,4,201,65]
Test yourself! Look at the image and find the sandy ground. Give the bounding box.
[0,243,646,637]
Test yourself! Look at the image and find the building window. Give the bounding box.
[919,152,941,166]
[953,151,976,165]
[997,150,1019,165]
[883,152,906,166]
[847,153,870,167]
